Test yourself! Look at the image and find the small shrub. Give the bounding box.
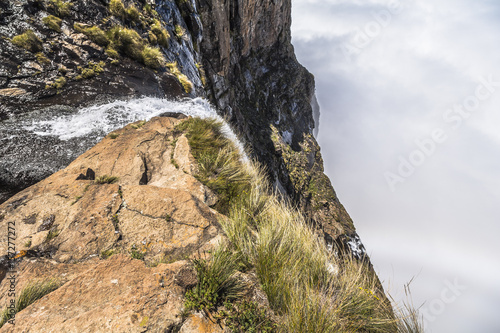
[24,240,32,248]
[76,61,105,80]
[48,0,72,17]
[184,246,245,313]
[109,133,119,139]
[0,279,61,328]
[11,30,43,53]
[50,76,66,90]
[105,46,120,59]
[141,45,163,69]
[95,175,119,184]
[42,15,62,32]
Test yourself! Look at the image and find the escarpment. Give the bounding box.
[0,0,358,251]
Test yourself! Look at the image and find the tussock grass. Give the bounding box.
[179,117,424,332]
[48,0,72,17]
[95,175,119,184]
[0,279,61,328]
[185,246,246,313]
[74,23,109,47]
[166,62,193,93]
[42,15,62,32]
[11,30,43,53]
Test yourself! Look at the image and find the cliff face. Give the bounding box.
[0,0,356,252]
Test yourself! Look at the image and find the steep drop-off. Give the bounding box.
[0,0,357,251]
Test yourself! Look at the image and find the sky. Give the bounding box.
[291,0,500,332]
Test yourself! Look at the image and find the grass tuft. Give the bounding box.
[177,117,424,332]
[74,23,109,47]
[166,62,192,94]
[184,246,246,313]
[95,175,119,184]
[48,0,72,17]
[11,30,43,53]
[42,15,62,32]
[0,279,61,328]
[141,46,163,69]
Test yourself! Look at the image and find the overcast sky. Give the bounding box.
[291,0,500,332]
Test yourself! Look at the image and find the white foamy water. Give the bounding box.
[23,97,247,159]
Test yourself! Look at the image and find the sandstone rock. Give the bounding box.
[0,255,192,333]
[179,312,224,333]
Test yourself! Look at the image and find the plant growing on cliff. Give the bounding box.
[48,0,72,17]
[151,19,170,48]
[11,30,43,53]
[42,15,62,32]
[184,246,245,313]
[166,62,193,94]
[95,175,119,184]
[0,279,61,328]
[178,117,423,332]
[74,23,110,47]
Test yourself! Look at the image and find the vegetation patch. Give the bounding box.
[151,19,170,48]
[174,24,184,39]
[101,249,116,259]
[42,15,62,32]
[130,120,146,129]
[46,228,60,241]
[178,117,423,332]
[75,61,105,80]
[0,279,61,328]
[220,301,276,333]
[48,0,72,17]
[166,62,193,94]
[95,175,119,184]
[46,76,66,90]
[184,246,245,313]
[175,118,251,214]
[74,23,109,47]
[130,244,146,260]
[35,52,51,65]
[11,30,43,53]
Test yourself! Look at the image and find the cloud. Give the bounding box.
[292,0,500,331]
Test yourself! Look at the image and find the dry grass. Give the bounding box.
[179,117,424,332]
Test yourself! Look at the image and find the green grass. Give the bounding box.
[35,52,51,65]
[101,249,116,259]
[0,279,61,328]
[109,133,120,139]
[109,0,125,19]
[130,245,146,260]
[42,15,62,32]
[175,118,250,214]
[141,46,163,69]
[74,23,109,47]
[46,228,60,241]
[75,61,105,80]
[167,62,193,93]
[11,30,43,53]
[48,0,72,17]
[184,246,246,313]
[151,19,170,48]
[174,24,184,39]
[95,175,119,184]
[178,117,424,332]
[47,76,66,90]
[130,120,146,129]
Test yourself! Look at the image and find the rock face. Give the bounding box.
[0,0,356,251]
[0,116,230,332]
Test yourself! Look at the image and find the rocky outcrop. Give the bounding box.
[0,116,235,331]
